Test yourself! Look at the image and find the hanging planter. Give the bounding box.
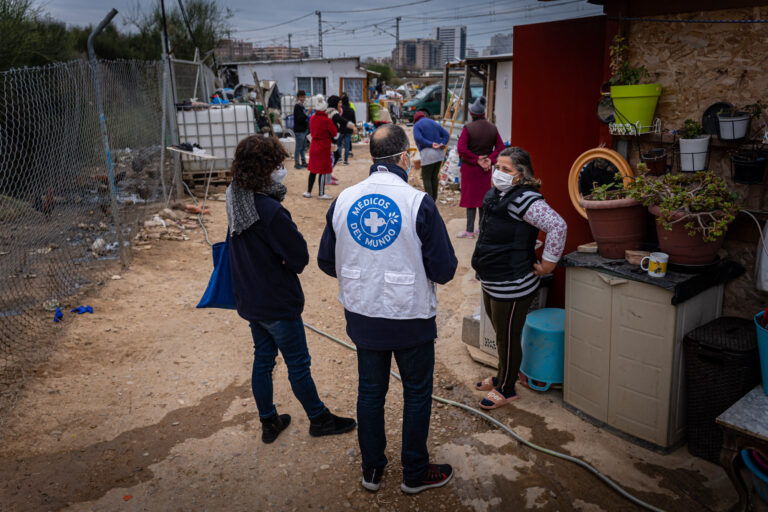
[607,35,661,135]
[678,119,709,172]
[610,84,663,134]
[640,147,668,176]
[718,112,751,140]
[731,150,767,185]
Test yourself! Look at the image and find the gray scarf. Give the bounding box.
[226,180,286,235]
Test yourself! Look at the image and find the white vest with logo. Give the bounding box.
[332,168,438,319]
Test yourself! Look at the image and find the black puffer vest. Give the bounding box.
[471,185,542,282]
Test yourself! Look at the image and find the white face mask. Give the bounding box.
[492,168,517,192]
[271,166,287,185]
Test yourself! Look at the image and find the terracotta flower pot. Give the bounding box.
[580,197,646,259]
[648,205,725,265]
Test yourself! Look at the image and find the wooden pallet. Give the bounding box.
[183,170,231,190]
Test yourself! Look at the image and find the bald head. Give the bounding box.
[370,124,409,165]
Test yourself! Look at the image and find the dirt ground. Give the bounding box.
[0,140,746,512]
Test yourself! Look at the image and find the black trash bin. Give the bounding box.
[684,317,761,464]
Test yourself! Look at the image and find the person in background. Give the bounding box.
[326,95,357,183]
[293,90,309,169]
[456,96,505,238]
[306,95,336,200]
[318,124,458,495]
[412,110,449,201]
[225,135,356,443]
[340,94,357,165]
[471,147,567,409]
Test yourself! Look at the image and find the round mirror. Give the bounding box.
[568,148,633,219]
[596,96,615,124]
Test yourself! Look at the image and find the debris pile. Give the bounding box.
[135,204,204,242]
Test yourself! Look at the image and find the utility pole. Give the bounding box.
[395,16,401,47]
[288,33,292,58]
[315,10,323,58]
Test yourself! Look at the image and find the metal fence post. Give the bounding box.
[87,8,128,268]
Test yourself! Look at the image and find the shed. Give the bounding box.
[224,57,377,123]
[440,54,513,142]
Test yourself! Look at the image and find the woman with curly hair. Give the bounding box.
[226,135,356,444]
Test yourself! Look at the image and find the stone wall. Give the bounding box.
[625,7,768,318]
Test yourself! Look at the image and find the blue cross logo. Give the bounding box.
[346,194,401,251]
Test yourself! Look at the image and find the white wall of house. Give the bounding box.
[234,58,369,123]
[494,60,513,142]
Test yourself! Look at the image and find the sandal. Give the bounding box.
[475,376,497,391]
[479,388,518,410]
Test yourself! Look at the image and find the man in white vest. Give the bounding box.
[318,124,458,494]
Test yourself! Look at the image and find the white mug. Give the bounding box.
[640,252,669,278]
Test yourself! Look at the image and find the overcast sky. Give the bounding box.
[44,0,603,58]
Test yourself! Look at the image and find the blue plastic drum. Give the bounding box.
[519,308,565,392]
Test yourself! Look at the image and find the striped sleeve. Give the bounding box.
[506,190,543,221]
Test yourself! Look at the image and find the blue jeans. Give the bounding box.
[249,319,325,419]
[356,341,434,480]
[340,133,351,163]
[294,130,308,166]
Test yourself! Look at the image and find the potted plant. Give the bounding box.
[608,35,662,134]
[580,167,646,259]
[678,119,710,172]
[718,102,764,140]
[731,149,767,184]
[628,172,741,265]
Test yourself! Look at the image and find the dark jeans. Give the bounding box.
[356,341,434,480]
[340,133,352,163]
[466,207,484,232]
[421,161,442,201]
[249,319,326,419]
[294,130,308,166]
[482,290,535,395]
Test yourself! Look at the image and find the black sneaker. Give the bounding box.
[401,463,453,494]
[308,408,357,437]
[260,413,291,444]
[361,466,384,492]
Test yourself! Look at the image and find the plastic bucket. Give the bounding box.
[741,450,768,504]
[610,84,662,134]
[755,311,768,396]
[718,113,750,140]
[520,308,565,391]
[679,136,710,172]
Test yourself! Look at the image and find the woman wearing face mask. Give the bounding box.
[226,135,356,444]
[470,147,567,409]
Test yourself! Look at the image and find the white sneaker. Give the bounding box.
[302,192,312,198]
[318,194,333,200]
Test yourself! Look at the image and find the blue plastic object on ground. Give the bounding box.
[755,311,768,396]
[53,307,63,323]
[741,449,768,504]
[70,305,93,314]
[520,308,566,392]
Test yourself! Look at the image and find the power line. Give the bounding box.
[233,11,315,33]
[323,0,433,14]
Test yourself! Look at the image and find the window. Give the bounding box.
[296,77,326,96]
[342,78,363,102]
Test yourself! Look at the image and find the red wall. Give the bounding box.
[512,16,608,307]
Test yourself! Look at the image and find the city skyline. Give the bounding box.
[44,0,603,59]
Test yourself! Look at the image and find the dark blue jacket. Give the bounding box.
[413,117,450,151]
[229,194,309,322]
[317,164,458,350]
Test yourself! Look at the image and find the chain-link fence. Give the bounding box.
[0,58,178,424]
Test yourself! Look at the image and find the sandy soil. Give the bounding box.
[0,141,744,512]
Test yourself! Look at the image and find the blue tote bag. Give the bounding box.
[197,231,237,309]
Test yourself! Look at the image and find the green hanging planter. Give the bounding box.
[610,84,662,134]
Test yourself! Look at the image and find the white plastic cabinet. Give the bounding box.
[564,267,723,448]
